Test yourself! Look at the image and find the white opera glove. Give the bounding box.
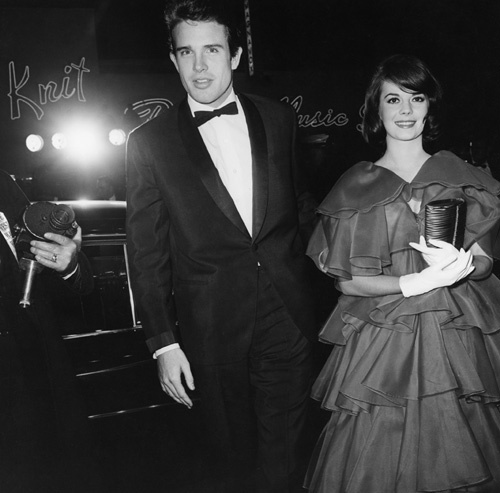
[409,236,460,266]
[400,248,475,297]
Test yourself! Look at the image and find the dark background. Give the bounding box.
[2,2,500,491]
[1,0,500,202]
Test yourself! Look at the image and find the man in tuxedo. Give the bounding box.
[126,1,317,491]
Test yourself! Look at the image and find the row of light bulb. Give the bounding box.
[26,128,127,152]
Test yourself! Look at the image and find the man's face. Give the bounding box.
[170,20,242,108]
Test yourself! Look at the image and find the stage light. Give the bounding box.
[26,134,44,152]
[52,132,67,150]
[109,128,126,146]
[36,116,123,163]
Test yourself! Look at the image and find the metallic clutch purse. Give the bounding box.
[425,198,466,249]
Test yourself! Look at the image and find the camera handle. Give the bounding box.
[19,257,44,307]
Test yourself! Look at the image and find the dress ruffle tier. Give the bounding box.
[305,152,500,493]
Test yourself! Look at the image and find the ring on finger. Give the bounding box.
[51,253,57,263]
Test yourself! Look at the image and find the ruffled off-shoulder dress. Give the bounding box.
[304,151,500,493]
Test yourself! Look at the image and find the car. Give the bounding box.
[53,200,177,420]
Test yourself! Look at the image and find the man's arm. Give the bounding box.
[126,129,195,406]
[126,130,180,351]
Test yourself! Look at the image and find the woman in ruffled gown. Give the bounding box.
[304,54,500,493]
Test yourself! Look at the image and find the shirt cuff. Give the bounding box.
[62,265,79,280]
[153,343,180,359]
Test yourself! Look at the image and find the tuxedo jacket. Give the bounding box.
[126,93,317,365]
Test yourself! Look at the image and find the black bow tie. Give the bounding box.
[194,101,238,126]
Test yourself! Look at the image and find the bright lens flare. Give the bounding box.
[43,118,123,164]
[26,134,44,152]
[51,124,104,162]
[66,123,103,161]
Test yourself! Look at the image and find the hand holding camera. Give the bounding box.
[16,201,79,306]
[30,226,82,276]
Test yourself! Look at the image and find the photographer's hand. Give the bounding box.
[30,226,82,276]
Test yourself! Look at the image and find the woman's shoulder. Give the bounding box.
[317,160,405,217]
[418,150,500,193]
[426,150,469,169]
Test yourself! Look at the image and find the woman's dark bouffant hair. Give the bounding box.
[362,54,443,148]
[164,0,241,58]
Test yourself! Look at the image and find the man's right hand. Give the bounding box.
[157,348,195,409]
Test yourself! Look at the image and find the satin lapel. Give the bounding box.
[178,98,249,236]
[238,94,269,241]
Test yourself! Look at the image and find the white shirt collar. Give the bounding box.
[187,89,237,116]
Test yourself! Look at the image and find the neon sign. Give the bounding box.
[281,95,349,128]
[8,57,90,121]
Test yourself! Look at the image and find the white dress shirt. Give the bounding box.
[189,90,253,234]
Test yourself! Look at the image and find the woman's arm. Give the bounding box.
[337,275,402,297]
[468,242,493,280]
[338,247,475,297]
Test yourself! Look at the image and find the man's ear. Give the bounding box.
[170,52,179,72]
[231,47,243,71]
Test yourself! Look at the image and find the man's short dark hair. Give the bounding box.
[362,54,443,148]
[164,0,242,58]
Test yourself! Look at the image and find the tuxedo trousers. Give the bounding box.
[192,264,313,493]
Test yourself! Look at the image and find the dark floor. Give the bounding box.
[92,398,329,493]
[93,404,211,493]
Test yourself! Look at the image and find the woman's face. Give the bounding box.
[378,80,429,143]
